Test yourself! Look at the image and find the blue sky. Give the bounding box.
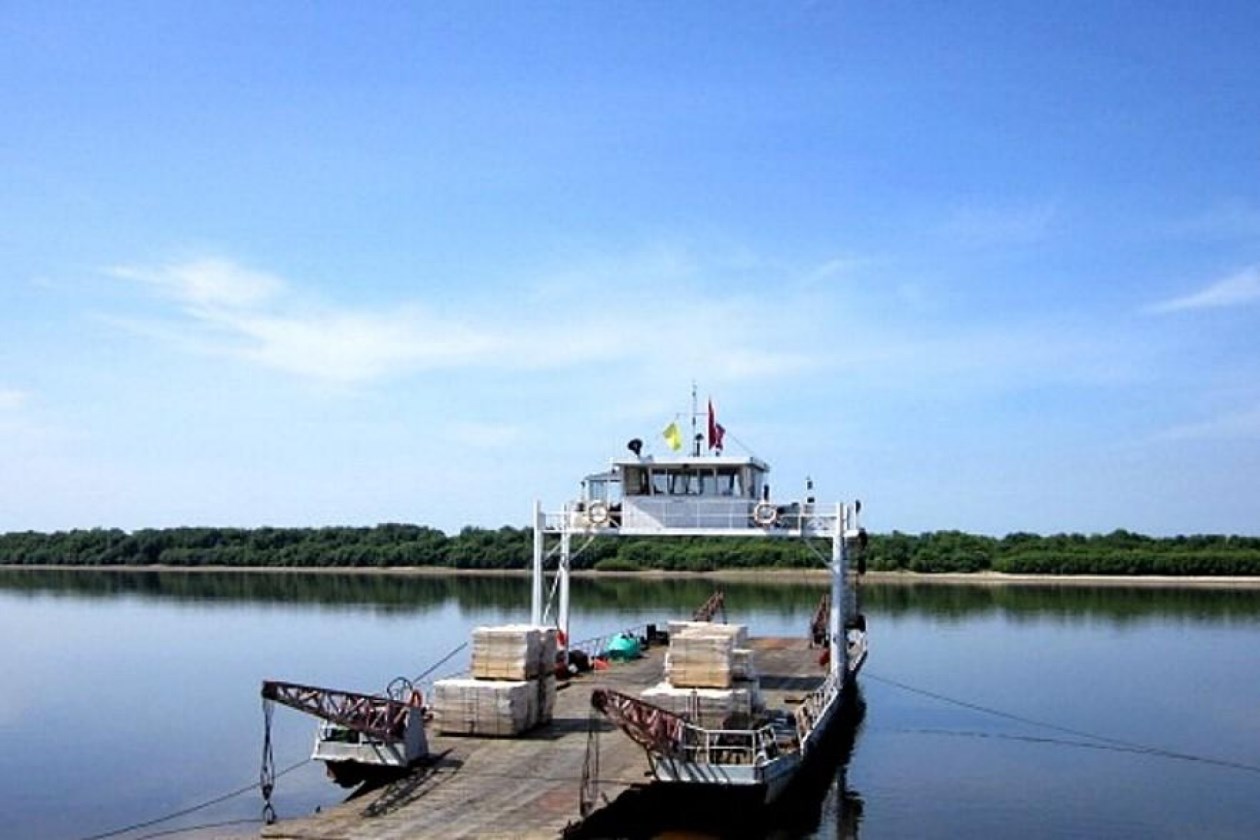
[2,2,1258,537]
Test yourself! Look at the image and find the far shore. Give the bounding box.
[4,563,1260,589]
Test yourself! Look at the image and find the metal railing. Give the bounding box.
[677,721,784,766]
[544,498,846,537]
[793,669,841,746]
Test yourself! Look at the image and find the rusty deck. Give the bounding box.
[260,636,826,840]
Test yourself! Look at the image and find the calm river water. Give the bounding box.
[2,569,1258,840]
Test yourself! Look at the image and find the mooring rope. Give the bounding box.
[121,817,264,840]
[71,754,309,840]
[865,670,1260,776]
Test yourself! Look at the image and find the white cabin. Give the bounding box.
[574,453,824,536]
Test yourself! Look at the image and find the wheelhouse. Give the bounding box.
[578,455,777,535]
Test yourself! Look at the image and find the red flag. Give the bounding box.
[707,399,726,451]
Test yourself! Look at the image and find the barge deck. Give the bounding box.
[261,635,828,840]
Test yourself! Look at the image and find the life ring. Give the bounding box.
[587,501,610,526]
[752,501,778,527]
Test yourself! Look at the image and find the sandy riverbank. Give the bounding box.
[5,563,1260,588]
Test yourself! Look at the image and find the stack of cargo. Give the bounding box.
[430,678,538,737]
[664,622,754,687]
[668,620,749,646]
[640,682,758,723]
[645,622,762,727]
[432,625,558,736]
[470,624,551,680]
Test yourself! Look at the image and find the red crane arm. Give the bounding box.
[260,680,420,744]
[590,688,688,757]
[692,589,726,622]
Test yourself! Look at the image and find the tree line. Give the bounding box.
[1,525,1259,576]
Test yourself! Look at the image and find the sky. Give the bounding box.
[2,2,1258,537]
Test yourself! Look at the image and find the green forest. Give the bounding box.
[2,525,1259,576]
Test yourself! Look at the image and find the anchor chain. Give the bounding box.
[260,697,277,824]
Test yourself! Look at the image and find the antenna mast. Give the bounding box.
[690,381,700,456]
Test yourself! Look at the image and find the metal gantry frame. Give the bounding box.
[530,499,861,679]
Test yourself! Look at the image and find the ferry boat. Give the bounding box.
[258,394,867,815]
[531,398,869,806]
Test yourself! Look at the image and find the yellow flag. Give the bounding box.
[662,421,682,452]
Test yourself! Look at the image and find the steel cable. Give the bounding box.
[865,670,1260,776]
[71,757,310,840]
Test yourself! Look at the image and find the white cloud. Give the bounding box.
[111,259,284,310]
[1147,403,1260,443]
[1147,266,1260,313]
[803,255,868,285]
[107,256,833,386]
[211,307,501,382]
[104,251,1150,401]
[0,388,29,411]
[111,259,507,383]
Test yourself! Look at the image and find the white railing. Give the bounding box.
[677,722,783,766]
[794,668,841,746]
[544,498,844,537]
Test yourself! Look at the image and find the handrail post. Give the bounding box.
[531,500,545,626]
[558,513,572,665]
[829,502,847,678]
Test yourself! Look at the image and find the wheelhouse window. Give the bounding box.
[618,461,765,500]
[622,466,649,497]
[585,476,612,503]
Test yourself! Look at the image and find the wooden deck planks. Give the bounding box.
[261,637,824,840]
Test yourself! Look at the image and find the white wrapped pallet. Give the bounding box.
[471,624,556,681]
[667,621,749,647]
[640,682,755,727]
[431,678,536,737]
[666,630,736,688]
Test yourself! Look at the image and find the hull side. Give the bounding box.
[644,671,861,806]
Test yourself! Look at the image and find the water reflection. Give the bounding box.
[0,568,825,619]
[2,568,1258,625]
[3,570,1259,839]
[866,580,1260,624]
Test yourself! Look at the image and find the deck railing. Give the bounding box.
[677,721,784,766]
[543,499,845,537]
[794,668,841,746]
